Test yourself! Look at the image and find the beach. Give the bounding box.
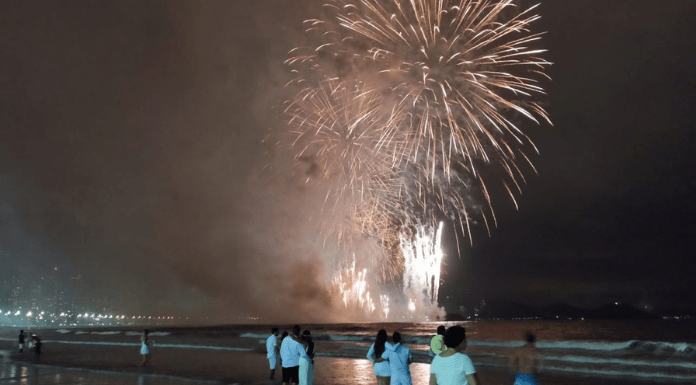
[1,321,694,384]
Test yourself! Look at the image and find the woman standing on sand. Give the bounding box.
[139,329,151,367]
[299,330,315,385]
[367,329,392,385]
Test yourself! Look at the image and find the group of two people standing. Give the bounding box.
[267,325,315,385]
[366,326,479,385]
[367,329,414,385]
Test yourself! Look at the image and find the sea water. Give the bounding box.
[3,319,695,384]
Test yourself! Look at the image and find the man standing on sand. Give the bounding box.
[267,327,279,380]
[280,325,310,385]
[382,331,413,385]
[18,330,25,354]
[509,331,542,385]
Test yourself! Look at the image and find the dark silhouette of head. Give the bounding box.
[293,325,301,336]
[281,331,288,340]
[392,331,402,344]
[437,325,446,335]
[525,331,536,344]
[444,326,466,348]
[272,327,279,335]
[374,329,388,356]
[302,330,311,339]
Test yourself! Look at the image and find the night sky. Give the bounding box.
[1,0,695,321]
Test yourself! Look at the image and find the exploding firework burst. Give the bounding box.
[281,0,551,318]
[288,0,551,233]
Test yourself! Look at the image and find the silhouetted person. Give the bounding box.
[367,329,392,385]
[382,331,412,385]
[18,330,25,353]
[430,326,481,385]
[33,336,42,358]
[509,331,541,385]
[267,327,279,380]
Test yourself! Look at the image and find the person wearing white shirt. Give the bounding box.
[280,325,310,385]
[381,331,413,385]
[430,326,481,385]
[267,327,279,380]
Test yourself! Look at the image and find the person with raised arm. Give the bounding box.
[367,329,392,385]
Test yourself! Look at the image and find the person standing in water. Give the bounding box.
[509,331,541,385]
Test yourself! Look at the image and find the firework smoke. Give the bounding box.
[282,0,551,319]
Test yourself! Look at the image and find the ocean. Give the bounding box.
[1,319,694,384]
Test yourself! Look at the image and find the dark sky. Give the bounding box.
[1,0,694,320]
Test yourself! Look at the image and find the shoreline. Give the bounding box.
[1,325,693,385]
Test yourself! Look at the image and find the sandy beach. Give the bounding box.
[0,325,687,385]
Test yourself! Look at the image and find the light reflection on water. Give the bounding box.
[313,356,431,385]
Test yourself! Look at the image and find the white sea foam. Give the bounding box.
[544,354,696,369]
[544,365,696,382]
[91,331,121,335]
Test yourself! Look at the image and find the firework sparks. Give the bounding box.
[401,221,445,314]
[282,0,551,319]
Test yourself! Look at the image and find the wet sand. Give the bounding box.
[0,340,650,385]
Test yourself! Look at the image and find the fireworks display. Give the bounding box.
[282,0,551,319]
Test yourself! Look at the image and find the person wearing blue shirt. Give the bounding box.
[280,325,311,385]
[267,327,279,380]
[382,331,413,385]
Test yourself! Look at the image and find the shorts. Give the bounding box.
[141,344,149,355]
[268,354,277,369]
[282,366,299,383]
[514,373,539,385]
